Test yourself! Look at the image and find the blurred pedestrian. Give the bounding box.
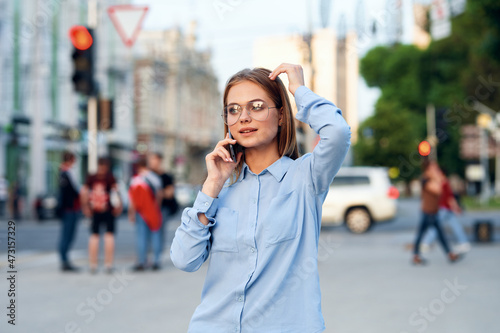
[0,175,8,218]
[10,181,22,220]
[81,157,122,274]
[128,156,163,271]
[422,167,470,254]
[57,151,81,272]
[148,152,178,264]
[413,160,461,265]
[170,64,351,331]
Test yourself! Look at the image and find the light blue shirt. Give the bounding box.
[170,86,351,333]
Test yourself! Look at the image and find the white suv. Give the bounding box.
[322,167,399,233]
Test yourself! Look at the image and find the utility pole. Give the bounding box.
[426,104,438,160]
[480,126,491,204]
[474,102,499,201]
[28,0,46,213]
[87,0,98,174]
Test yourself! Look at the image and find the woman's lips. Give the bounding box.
[239,128,258,136]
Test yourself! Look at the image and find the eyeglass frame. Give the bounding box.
[221,99,280,126]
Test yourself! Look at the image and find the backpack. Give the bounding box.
[128,175,162,231]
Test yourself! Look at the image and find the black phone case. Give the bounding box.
[228,131,243,161]
[229,142,243,161]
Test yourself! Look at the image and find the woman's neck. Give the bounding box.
[244,143,280,175]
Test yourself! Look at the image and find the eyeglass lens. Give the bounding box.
[224,101,269,125]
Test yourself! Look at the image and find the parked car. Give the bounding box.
[175,183,201,208]
[322,167,399,233]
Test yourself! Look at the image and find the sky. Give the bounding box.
[132,0,423,122]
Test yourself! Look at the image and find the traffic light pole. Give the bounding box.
[87,0,98,174]
[88,97,98,173]
[426,103,437,161]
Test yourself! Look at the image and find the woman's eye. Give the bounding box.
[228,107,239,114]
[251,103,264,111]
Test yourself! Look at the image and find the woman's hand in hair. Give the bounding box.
[202,133,243,198]
[268,63,305,96]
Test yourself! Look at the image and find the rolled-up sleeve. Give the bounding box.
[294,86,351,195]
[170,191,219,272]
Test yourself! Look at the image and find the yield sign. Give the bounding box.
[107,5,149,47]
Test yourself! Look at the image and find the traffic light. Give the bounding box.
[418,140,431,156]
[69,26,95,95]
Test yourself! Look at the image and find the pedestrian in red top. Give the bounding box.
[80,157,122,274]
[421,167,470,253]
[412,160,461,265]
[128,156,163,271]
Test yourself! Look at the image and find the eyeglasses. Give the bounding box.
[222,100,278,126]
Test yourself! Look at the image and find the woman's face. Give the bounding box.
[226,81,282,151]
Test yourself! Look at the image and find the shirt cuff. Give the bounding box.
[193,191,219,219]
[294,85,312,108]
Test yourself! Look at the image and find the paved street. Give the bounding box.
[0,199,499,333]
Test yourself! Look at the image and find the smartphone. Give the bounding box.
[228,131,243,161]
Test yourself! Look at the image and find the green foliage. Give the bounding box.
[357,45,427,181]
[355,0,500,181]
[354,99,425,180]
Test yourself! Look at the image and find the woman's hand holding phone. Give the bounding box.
[202,133,243,199]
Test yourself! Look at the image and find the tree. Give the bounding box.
[355,0,500,181]
[355,99,424,181]
[356,45,427,182]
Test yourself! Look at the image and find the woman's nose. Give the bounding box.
[239,108,252,122]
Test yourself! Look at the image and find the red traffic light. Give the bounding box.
[69,26,93,50]
[418,140,431,156]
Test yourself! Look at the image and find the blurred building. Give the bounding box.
[135,24,222,184]
[412,3,431,50]
[0,0,135,217]
[253,28,359,159]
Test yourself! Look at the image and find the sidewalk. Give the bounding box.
[0,228,498,333]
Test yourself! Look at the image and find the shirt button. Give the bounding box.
[204,202,209,206]
[253,199,257,204]
[238,296,243,302]
[250,247,256,253]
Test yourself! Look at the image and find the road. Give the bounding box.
[0,198,499,333]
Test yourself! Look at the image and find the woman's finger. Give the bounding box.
[269,63,304,95]
[268,63,298,79]
[217,146,233,162]
[215,137,237,149]
[268,63,290,80]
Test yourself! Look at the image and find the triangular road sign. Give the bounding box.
[107,5,149,47]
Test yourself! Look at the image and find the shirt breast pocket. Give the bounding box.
[264,190,300,247]
[210,207,239,253]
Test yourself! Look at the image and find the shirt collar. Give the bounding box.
[238,156,293,183]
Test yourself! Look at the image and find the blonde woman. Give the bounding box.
[171,63,351,332]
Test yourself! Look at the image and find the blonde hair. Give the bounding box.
[223,67,299,184]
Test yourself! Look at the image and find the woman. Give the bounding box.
[170,63,351,332]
